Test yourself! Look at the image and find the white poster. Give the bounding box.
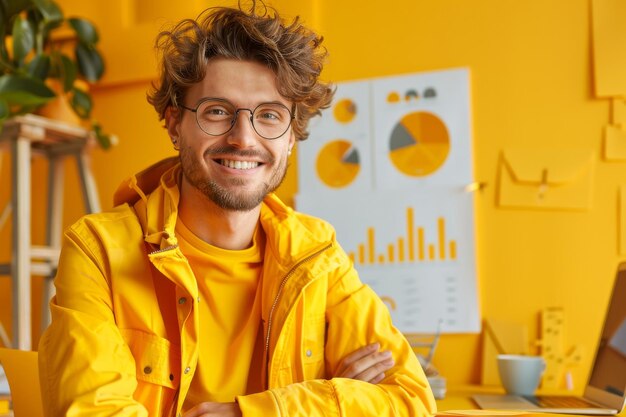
[372,70,472,188]
[296,68,479,334]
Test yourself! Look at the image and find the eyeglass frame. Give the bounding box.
[179,97,296,140]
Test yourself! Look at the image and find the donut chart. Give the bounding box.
[389,111,450,177]
[316,140,360,188]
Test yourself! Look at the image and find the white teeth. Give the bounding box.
[220,159,259,170]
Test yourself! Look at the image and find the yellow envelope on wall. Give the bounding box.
[604,125,626,161]
[498,149,594,210]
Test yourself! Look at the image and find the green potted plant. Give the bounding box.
[0,0,113,148]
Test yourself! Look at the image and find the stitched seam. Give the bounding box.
[40,333,58,417]
[327,380,342,417]
[269,389,284,417]
[67,225,107,278]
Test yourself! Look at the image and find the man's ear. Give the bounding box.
[288,130,296,154]
[165,106,181,142]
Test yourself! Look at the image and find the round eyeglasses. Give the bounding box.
[180,97,295,140]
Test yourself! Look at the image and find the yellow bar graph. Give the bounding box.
[368,228,375,264]
[407,208,415,261]
[348,207,459,266]
[438,217,446,260]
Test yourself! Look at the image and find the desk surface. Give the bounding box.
[0,386,623,417]
[437,386,626,417]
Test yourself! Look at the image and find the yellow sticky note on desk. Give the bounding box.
[497,149,595,211]
[437,411,532,416]
[0,396,9,414]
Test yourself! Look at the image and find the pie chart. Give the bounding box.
[389,111,450,177]
[316,140,360,188]
[333,98,357,124]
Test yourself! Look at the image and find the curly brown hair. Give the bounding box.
[147,2,334,141]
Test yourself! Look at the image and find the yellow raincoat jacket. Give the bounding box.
[39,157,436,417]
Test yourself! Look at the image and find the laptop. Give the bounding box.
[473,262,626,415]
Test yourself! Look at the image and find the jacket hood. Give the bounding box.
[113,157,181,250]
[113,156,180,208]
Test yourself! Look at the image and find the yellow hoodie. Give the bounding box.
[38,157,436,417]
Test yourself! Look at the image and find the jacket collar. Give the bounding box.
[114,158,337,264]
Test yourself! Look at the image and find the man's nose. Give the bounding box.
[227,109,258,148]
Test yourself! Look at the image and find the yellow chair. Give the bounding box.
[0,348,44,417]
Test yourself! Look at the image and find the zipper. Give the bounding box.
[149,244,178,255]
[264,242,332,388]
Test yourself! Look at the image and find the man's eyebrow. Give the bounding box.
[194,97,292,107]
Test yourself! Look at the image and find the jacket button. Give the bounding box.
[143,366,152,374]
[196,296,200,303]
[184,366,191,374]
[178,297,187,304]
[306,349,313,357]
[169,373,174,381]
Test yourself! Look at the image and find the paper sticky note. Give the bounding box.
[612,98,626,127]
[592,0,626,97]
[605,125,626,161]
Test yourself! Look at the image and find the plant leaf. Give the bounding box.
[0,74,56,107]
[92,121,111,149]
[26,53,51,79]
[11,15,35,63]
[75,42,104,81]
[31,0,63,23]
[1,0,32,23]
[68,17,98,44]
[0,74,56,115]
[0,98,10,121]
[59,54,76,92]
[69,86,91,119]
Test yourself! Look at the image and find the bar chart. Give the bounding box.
[348,208,458,265]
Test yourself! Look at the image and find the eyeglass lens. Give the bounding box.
[195,99,292,139]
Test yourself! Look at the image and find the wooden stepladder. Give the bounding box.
[0,114,101,350]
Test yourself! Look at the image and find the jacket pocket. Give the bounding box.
[120,328,181,389]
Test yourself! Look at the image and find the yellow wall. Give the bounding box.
[2,0,624,390]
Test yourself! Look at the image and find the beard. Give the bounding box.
[179,143,288,212]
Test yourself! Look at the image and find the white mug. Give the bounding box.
[497,354,545,396]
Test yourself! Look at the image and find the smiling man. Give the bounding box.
[38,3,436,417]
